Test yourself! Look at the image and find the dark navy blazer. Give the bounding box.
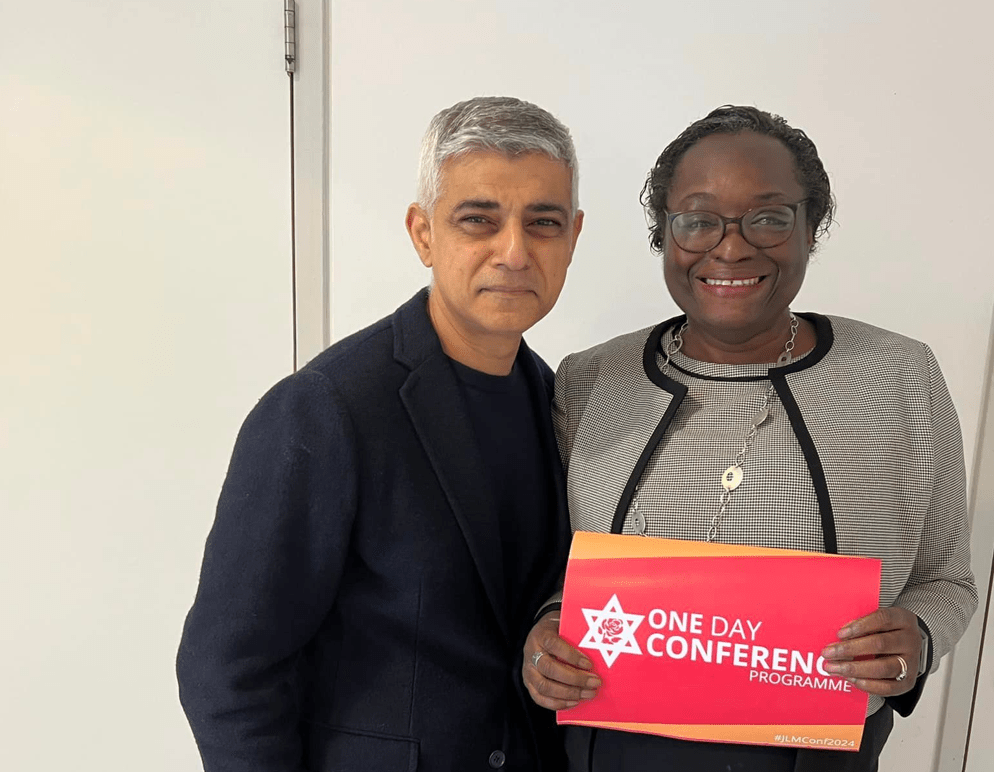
[177,289,571,772]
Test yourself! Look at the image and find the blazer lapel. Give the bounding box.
[518,343,572,592]
[393,292,509,643]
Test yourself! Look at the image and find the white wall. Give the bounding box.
[311,0,994,768]
[1,2,291,770]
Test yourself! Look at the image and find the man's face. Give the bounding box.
[407,151,582,365]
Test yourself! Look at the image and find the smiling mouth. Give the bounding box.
[701,277,764,287]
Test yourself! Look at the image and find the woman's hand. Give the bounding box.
[523,610,602,710]
[820,607,923,696]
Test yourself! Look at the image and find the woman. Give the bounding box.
[523,106,977,771]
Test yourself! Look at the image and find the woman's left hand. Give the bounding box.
[820,607,922,696]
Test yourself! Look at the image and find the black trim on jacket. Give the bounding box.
[628,312,930,724]
[630,313,839,556]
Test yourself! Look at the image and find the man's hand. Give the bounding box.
[820,607,922,696]
[522,611,602,711]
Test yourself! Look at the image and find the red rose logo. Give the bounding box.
[599,617,624,644]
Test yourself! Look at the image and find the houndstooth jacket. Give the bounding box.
[554,312,978,717]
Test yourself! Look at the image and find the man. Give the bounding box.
[177,96,584,772]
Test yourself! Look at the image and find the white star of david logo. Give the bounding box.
[578,593,644,667]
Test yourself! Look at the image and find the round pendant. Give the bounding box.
[632,510,647,535]
[721,465,743,491]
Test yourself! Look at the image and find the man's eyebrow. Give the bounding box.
[527,203,570,217]
[452,199,500,213]
[450,200,570,216]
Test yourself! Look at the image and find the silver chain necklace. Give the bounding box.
[629,314,799,542]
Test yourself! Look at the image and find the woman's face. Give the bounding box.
[663,131,813,349]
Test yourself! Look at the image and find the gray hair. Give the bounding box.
[416,96,579,215]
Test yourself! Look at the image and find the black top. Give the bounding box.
[451,358,556,631]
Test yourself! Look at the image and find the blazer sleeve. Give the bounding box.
[552,353,573,472]
[889,345,978,716]
[176,369,359,772]
[552,345,607,475]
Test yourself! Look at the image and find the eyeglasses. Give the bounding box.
[665,200,809,253]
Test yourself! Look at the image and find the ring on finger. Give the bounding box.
[531,650,545,668]
[895,655,908,682]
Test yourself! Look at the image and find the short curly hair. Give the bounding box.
[641,105,835,254]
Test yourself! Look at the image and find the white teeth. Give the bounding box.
[704,277,761,287]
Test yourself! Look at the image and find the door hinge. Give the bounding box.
[284,0,296,74]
